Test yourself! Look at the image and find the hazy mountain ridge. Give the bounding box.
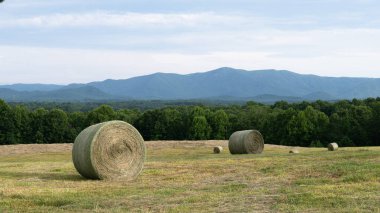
[0,86,115,101]
[0,84,64,92]
[0,67,379,102]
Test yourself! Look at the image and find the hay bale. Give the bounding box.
[289,149,299,154]
[228,130,264,154]
[328,142,339,151]
[213,146,223,154]
[72,120,145,180]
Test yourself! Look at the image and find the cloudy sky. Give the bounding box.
[1,0,380,84]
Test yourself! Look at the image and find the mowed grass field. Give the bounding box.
[0,141,379,213]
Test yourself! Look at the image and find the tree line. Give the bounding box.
[1,98,380,147]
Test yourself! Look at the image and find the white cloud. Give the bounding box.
[0,10,322,31]
[1,11,380,83]
[1,43,380,84]
[0,12,246,29]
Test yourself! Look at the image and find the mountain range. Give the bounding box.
[1,67,379,102]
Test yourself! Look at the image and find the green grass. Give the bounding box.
[0,144,379,212]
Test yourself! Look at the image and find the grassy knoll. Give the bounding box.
[0,142,379,212]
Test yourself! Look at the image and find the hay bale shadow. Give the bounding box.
[0,170,85,181]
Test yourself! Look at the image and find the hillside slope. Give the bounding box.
[1,67,379,101]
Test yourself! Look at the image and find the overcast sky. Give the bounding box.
[1,0,380,84]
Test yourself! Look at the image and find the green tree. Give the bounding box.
[13,105,31,144]
[0,100,16,144]
[350,105,372,146]
[309,140,324,147]
[134,110,159,140]
[68,112,87,137]
[44,109,70,143]
[272,101,291,110]
[115,109,141,124]
[329,105,372,146]
[209,110,229,139]
[35,131,44,144]
[287,106,329,147]
[189,116,211,140]
[262,108,297,145]
[246,104,270,131]
[86,105,115,125]
[30,108,48,144]
[152,108,184,140]
[369,102,380,146]
[191,106,206,117]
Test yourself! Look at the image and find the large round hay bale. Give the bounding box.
[72,120,145,180]
[213,146,223,154]
[228,130,264,154]
[327,142,339,151]
[289,149,299,154]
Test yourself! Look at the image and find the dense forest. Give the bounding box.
[1,98,380,147]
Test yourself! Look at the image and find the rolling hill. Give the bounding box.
[0,86,114,102]
[0,67,379,102]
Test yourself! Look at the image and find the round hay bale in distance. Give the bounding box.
[72,120,145,180]
[228,130,264,154]
[327,143,339,151]
[289,149,299,154]
[213,146,223,154]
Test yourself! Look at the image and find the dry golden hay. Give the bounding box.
[328,143,339,151]
[289,149,299,154]
[72,120,145,180]
[213,146,223,154]
[228,130,264,154]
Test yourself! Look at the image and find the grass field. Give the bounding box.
[0,141,379,212]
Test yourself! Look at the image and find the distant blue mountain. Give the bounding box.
[0,83,64,92]
[86,67,380,100]
[0,86,115,101]
[0,67,379,102]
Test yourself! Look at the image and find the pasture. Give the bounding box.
[0,141,379,212]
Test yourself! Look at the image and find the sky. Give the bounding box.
[1,0,380,84]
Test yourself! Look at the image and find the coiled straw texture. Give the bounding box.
[72,121,145,180]
[228,130,264,154]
